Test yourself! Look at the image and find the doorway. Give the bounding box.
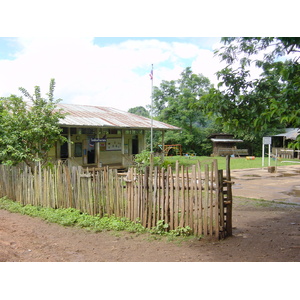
[60,142,68,159]
[87,139,95,164]
[132,138,139,155]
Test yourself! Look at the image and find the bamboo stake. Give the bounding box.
[179,165,185,228]
[213,159,220,238]
[204,164,209,236]
[147,154,154,229]
[161,167,165,221]
[174,161,179,229]
[209,162,214,236]
[226,155,233,236]
[169,166,174,230]
[197,161,203,236]
[191,165,197,234]
[218,170,224,236]
[186,166,190,227]
[152,166,158,227]
[142,166,149,228]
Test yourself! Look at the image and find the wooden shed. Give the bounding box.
[209,133,247,157]
[271,128,300,159]
[48,103,180,168]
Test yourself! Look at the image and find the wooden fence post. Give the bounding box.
[226,155,233,236]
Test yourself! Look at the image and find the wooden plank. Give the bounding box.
[142,166,149,228]
[204,164,209,236]
[191,165,197,235]
[186,167,192,228]
[226,155,233,236]
[161,168,165,221]
[174,161,180,229]
[164,167,169,226]
[218,170,224,235]
[169,166,174,230]
[179,165,185,228]
[147,154,154,229]
[213,159,220,239]
[137,169,143,223]
[152,167,158,227]
[197,161,203,236]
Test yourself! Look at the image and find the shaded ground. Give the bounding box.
[1,165,300,262]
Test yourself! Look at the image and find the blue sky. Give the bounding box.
[0,37,226,111]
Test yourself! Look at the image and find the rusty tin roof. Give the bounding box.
[57,103,181,130]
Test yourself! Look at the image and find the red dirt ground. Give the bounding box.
[1,165,300,262]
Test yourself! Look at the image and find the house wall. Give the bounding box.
[49,127,146,167]
[212,142,237,156]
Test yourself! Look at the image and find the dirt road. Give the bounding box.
[1,201,299,262]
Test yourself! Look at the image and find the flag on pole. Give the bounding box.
[149,69,153,80]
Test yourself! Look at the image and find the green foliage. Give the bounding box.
[203,37,300,146]
[150,220,169,235]
[0,79,67,168]
[0,197,147,234]
[0,197,196,238]
[170,226,192,237]
[150,67,217,155]
[128,106,150,118]
[160,155,300,170]
[134,150,162,167]
[150,220,192,237]
[134,150,178,170]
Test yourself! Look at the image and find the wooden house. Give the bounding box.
[48,103,180,168]
[209,133,247,157]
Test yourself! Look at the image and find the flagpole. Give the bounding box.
[150,64,154,153]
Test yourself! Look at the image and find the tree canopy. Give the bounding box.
[128,106,150,118]
[0,79,67,168]
[151,67,219,154]
[202,38,300,144]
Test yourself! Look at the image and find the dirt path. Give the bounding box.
[1,197,299,262]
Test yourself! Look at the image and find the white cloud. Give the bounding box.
[0,37,225,111]
[191,49,226,86]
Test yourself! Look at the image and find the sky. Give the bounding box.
[1,1,296,113]
[0,37,227,111]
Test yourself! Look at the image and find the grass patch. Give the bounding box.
[164,156,300,170]
[0,197,194,238]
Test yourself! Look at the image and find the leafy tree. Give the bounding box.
[128,106,150,118]
[202,37,300,145]
[151,67,216,154]
[0,79,67,168]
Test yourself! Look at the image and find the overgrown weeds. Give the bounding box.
[0,197,195,239]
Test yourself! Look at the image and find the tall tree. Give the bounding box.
[202,37,300,143]
[151,67,215,154]
[0,79,67,168]
[128,106,150,118]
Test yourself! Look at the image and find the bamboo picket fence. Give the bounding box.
[0,158,232,239]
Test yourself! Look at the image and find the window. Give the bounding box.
[75,143,82,157]
[81,128,95,134]
[70,128,77,135]
[61,127,68,135]
[108,129,121,135]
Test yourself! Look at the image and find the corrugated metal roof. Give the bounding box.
[57,103,181,130]
[211,138,244,143]
[273,128,300,140]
